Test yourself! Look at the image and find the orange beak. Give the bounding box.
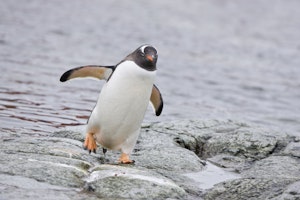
[146,55,153,62]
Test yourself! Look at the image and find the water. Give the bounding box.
[184,162,241,190]
[1,0,300,136]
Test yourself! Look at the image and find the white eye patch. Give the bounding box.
[140,44,150,54]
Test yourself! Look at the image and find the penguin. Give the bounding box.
[60,44,163,164]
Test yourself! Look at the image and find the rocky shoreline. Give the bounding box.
[1,119,300,199]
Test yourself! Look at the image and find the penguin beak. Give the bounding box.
[146,55,154,62]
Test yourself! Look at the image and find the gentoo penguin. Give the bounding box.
[60,44,163,164]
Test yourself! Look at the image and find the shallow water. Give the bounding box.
[184,162,241,190]
[1,0,300,136]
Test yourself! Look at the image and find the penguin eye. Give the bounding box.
[139,45,157,58]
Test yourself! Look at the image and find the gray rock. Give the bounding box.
[204,178,296,200]
[0,122,205,199]
[151,120,300,199]
[242,156,300,179]
[203,126,279,159]
[134,147,205,172]
[155,119,288,160]
[84,164,187,199]
[207,154,253,173]
[283,141,300,158]
[0,174,99,200]
[54,130,85,142]
[133,126,205,172]
[204,156,300,200]
[156,119,293,180]
[1,119,300,200]
[0,136,94,188]
[271,181,300,200]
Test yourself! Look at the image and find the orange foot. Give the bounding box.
[83,132,97,154]
[118,153,135,164]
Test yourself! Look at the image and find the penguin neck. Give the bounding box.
[114,61,156,80]
[125,55,157,71]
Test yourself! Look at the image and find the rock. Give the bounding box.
[154,119,288,160]
[205,156,300,199]
[134,147,205,172]
[0,121,205,199]
[54,129,85,142]
[204,178,296,200]
[207,154,253,173]
[283,141,300,158]
[1,119,300,200]
[131,126,205,172]
[150,119,300,199]
[0,136,94,188]
[0,174,99,200]
[206,157,298,199]
[242,156,300,179]
[84,165,187,199]
[203,126,279,159]
[271,181,300,200]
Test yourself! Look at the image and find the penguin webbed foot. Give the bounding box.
[119,160,135,165]
[83,132,97,154]
[83,145,97,154]
[118,153,135,164]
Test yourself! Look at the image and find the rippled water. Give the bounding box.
[1,0,300,136]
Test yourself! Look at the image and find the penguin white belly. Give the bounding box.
[87,61,156,153]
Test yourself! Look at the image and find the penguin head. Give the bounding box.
[127,44,158,71]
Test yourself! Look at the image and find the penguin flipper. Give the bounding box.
[150,84,163,116]
[60,65,115,82]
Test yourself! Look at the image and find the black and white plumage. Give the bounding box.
[60,44,163,163]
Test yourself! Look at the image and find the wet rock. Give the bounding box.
[155,119,288,161]
[283,141,300,158]
[0,121,205,199]
[54,129,85,142]
[242,156,300,179]
[272,181,300,200]
[84,165,187,199]
[0,136,94,188]
[204,178,296,200]
[0,174,99,200]
[134,147,205,172]
[205,156,300,199]
[1,119,300,200]
[207,154,253,173]
[150,119,300,199]
[156,119,291,176]
[203,126,279,159]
